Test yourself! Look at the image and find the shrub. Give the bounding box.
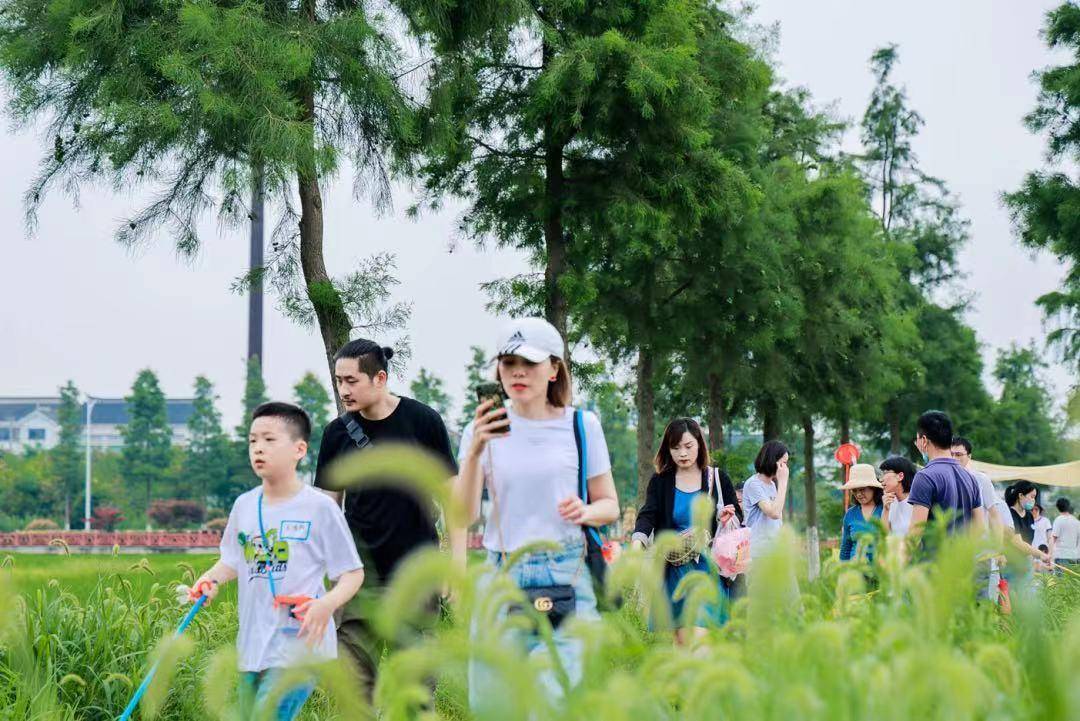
[205,516,228,534]
[24,518,59,532]
[148,500,206,530]
[91,505,125,532]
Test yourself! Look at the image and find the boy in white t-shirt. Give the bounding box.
[190,402,364,720]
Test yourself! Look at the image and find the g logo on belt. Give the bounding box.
[534,596,554,612]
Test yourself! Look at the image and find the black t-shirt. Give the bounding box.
[1010,507,1035,545]
[314,396,457,583]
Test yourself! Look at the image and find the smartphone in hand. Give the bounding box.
[475,381,510,434]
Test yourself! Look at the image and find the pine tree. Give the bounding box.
[293,372,332,481]
[53,381,83,530]
[458,346,490,432]
[183,376,230,507]
[410,368,453,420]
[120,370,172,530]
[235,357,269,439]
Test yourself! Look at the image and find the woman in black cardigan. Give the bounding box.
[631,418,741,643]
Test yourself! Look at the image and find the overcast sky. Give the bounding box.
[0,0,1071,429]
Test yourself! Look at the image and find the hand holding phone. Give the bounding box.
[475,382,510,435]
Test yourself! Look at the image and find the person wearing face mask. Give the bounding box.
[631,418,741,643]
[1004,481,1049,563]
[1001,481,1050,596]
[454,318,619,710]
[907,411,985,541]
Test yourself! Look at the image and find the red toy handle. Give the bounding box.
[273,594,314,619]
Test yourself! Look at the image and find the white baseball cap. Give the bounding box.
[496,317,565,362]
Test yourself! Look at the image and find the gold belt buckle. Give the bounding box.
[534,596,554,612]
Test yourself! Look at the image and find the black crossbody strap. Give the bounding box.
[340,412,372,450]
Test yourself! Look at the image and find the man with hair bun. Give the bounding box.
[314,337,457,699]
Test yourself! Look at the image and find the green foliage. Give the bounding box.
[293,371,333,480]
[859,44,967,290]
[711,438,759,480]
[0,449,59,527]
[979,345,1064,465]
[410,368,454,421]
[235,358,268,440]
[0,0,452,395]
[1004,2,1080,370]
[120,370,173,530]
[458,346,490,432]
[183,376,230,505]
[53,381,83,530]
[586,380,637,508]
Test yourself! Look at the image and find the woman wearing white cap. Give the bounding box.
[839,464,883,562]
[454,317,619,710]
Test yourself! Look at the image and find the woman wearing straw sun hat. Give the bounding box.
[839,464,884,562]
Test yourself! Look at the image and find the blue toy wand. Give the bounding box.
[116,593,208,721]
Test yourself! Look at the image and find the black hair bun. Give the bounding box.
[382,346,395,362]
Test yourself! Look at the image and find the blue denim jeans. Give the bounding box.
[468,541,599,712]
[240,668,316,721]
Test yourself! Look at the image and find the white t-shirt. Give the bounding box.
[1052,514,1080,561]
[1032,516,1053,549]
[969,470,997,516]
[887,497,914,537]
[220,485,362,672]
[458,407,611,552]
[742,475,782,548]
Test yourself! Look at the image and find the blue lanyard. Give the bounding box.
[256,492,280,599]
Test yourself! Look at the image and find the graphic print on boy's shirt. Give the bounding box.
[220,486,363,672]
[239,521,309,582]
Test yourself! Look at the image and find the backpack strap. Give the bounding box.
[573,408,604,546]
[340,412,372,450]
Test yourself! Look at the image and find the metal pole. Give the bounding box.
[247,163,264,368]
[84,396,95,531]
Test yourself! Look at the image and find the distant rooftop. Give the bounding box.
[0,397,195,426]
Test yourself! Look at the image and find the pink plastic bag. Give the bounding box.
[712,517,751,579]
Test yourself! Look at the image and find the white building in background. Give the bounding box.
[0,396,195,453]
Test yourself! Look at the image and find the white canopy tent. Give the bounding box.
[970,459,1080,487]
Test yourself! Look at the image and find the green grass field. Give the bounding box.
[4,552,218,599]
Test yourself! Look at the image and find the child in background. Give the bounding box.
[1034,544,1054,574]
[191,402,365,721]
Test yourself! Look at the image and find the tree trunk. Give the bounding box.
[839,412,852,510]
[706,372,725,454]
[761,398,781,442]
[64,492,71,531]
[888,401,901,455]
[146,478,152,531]
[803,415,819,580]
[635,346,656,508]
[297,62,351,410]
[541,39,569,360]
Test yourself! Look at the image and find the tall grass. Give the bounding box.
[2,447,1078,720]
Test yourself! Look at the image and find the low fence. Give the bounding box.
[0,530,221,551]
[0,530,487,553]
